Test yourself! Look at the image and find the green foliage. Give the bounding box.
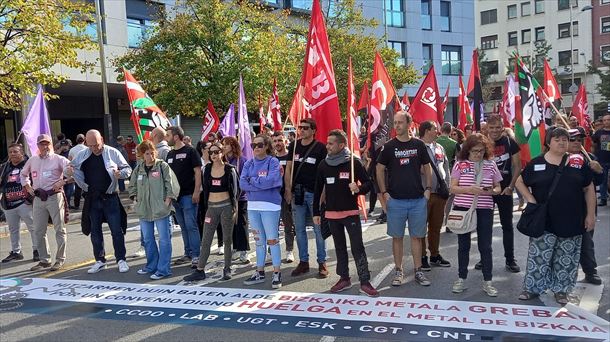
[115,0,419,118]
[0,0,97,110]
[588,60,610,104]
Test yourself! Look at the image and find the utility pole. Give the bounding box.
[95,0,113,141]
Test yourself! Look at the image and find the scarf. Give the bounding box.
[326,148,352,166]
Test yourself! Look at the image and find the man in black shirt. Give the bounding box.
[167,126,203,268]
[377,112,433,288]
[68,130,132,274]
[273,131,295,263]
[486,115,521,273]
[312,130,377,297]
[591,114,610,206]
[284,118,328,278]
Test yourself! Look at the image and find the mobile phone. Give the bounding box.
[482,186,491,191]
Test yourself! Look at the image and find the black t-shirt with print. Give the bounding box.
[521,154,593,238]
[376,137,431,199]
[288,139,327,192]
[492,136,520,188]
[276,153,290,196]
[592,128,610,163]
[167,145,203,197]
[1,160,29,209]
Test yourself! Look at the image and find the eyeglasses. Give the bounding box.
[251,142,265,149]
[298,126,311,131]
[470,148,485,154]
[210,150,221,155]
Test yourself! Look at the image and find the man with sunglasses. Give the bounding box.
[284,118,329,278]
[569,127,604,285]
[273,131,295,263]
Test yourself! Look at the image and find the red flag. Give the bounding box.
[258,94,266,133]
[290,0,341,142]
[543,59,561,103]
[288,74,308,127]
[356,81,371,149]
[269,78,282,131]
[347,58,368,221]
[572,84,589,127]
[410,65,441,125]
[201,99,220,141]
[369,52,397,150]
[467,49,484,131]
[438,84,450,125]
[400,92,411,111]
[457,73,473,131]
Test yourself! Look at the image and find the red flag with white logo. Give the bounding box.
[269,78,282,131]
[410,65,441,125]
[369,52,397,150]
[201,99,220,141]
[457,73,473,131]
[572,84,589,128]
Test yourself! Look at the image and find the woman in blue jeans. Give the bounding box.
[128,140,178,280]
[239,134,284,289]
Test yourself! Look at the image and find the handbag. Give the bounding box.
[429,151,450,199]
[292,141,317,205]
[446,162,484,234]
[517,154,567,238]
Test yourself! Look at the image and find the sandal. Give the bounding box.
[554,292,569,305]
[518,291,539,300]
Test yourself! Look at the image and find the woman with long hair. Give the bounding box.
[129,140,178,280]
[221,136,250,264]
[449,133,503,297]
[240,134,284,288]
[184,142,239,282]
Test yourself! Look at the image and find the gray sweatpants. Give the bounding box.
[197,200,234,270]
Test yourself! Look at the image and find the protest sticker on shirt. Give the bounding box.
[32,171,38,178]
[339,172,350,179]
[212,180,221,186]
[204,217,211,223]
[568,155,584,169]
[176,153,187,159]
[399,158,409,165]
[258,171,268,177]
[151,171,160,178]
[326,177,335,184]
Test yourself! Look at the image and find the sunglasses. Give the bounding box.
[569,138,583,142]
[251,142,265,149]
[470,149,485,154]
[298,126,311,131]
[209,150,221,155]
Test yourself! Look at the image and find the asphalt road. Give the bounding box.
[0,194,608,342]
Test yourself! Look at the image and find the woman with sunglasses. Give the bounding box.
[221,136,251,264]
[239,135,284,288]
[184,143,239,282]
[449,133,503,297]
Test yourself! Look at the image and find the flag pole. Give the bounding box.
[289,86,304,188]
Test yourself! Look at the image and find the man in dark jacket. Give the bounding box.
[313,130,378,297]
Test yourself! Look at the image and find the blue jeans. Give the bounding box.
[248,210,282,268]
[89,194,126,262]
[64,183,75,206]
[292,191,326,263]
[600,162,610,201]
[118,179,126,192]
[174,195,200,258]
[140,216,172,276]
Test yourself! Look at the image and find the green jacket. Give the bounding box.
[128,159,179,221]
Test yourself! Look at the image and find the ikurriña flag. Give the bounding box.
[514,55,545,164]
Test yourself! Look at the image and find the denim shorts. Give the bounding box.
[386,196,428,238]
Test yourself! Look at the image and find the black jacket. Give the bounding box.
[198,163,240,229]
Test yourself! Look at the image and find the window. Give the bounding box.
[521,2,531,16]
[522,29,531,44]
[535,27,545,41]
[441,45,462,75]
[291,0,312,10]
[480,9,497,25]
[602,17,610,34]
[508,31,518,46]
[127,18,157,48]
[387,41,406,66]
[508,5,517,19]
[440,1,451,32]
[481,35,498,50]
[63,20,98,40]
[558,0,577,10]
[482,60,499,75]
[558,22,578,38]
[601,45,610,62]
[386,0,405,28]
[560,78,581,94]
[535,0,544,13]
[602,0,610,4]
[421,0,432,30]
[558,49,579,66]
[422,44,433,74]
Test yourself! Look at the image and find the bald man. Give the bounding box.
[152,127,170,161]
[67,130,132,274]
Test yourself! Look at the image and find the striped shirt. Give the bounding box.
[451,160,502,209]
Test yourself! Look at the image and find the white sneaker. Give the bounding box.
[239,251,250,264]
[231,251,240,261]
[452,278,467,293]
[285,250,295,263]
[172,225,181,233]
[88,261,106,274]
[118,260,129,273]
[482,281,498,297]
[132,246,145,258]
[217,247,224,255]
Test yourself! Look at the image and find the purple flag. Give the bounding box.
[218,104,236,138]
[21,85,51,155]
[238,75,253,160]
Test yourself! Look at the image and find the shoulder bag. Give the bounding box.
[446,162,484,234]
[517,154,567,238]
[429,151,450,199]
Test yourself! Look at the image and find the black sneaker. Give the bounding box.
[244,271,266,285]
[505,260,521,273]
[222,268,232,281]
[183,269,206,282]
[272,272,282,289]
[585,273,602,285]
[174,255,192,265]
[32,250,40,261]
[430,255,451,267]
[2,251,24,263]
[420,256,431,271]
[474,261,482,270]
[598,199,607,207]
[375,212,387,224]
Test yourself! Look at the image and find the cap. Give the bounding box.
[569,127,586,138]
[60,140,70,146]
[37,134,52,144]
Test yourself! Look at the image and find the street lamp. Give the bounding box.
[569,4,593,101]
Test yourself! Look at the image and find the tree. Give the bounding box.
[589,61,610,105]
[115,0,418,118]
[477,48,496,102]
[0,0,97,110]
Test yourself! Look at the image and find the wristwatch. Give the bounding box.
[425,186,432,191]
